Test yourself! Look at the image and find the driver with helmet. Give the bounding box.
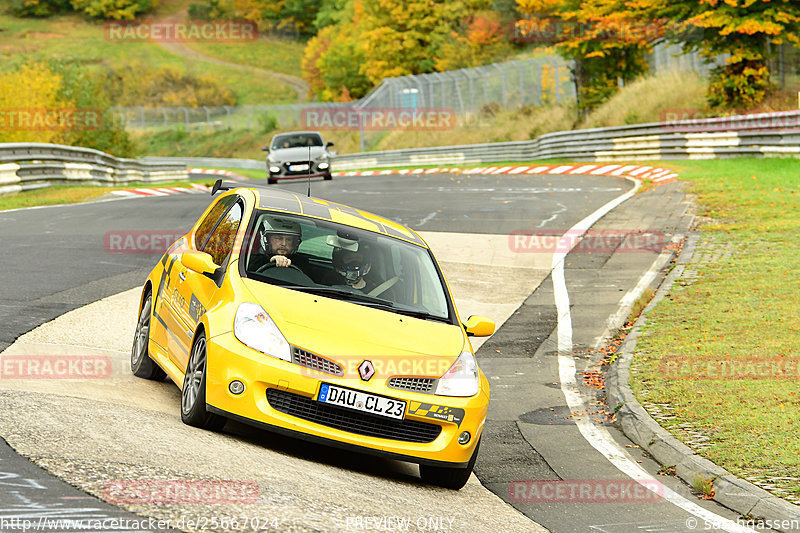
[256,216,302,269]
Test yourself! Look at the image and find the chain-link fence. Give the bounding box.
[114,45,725,134]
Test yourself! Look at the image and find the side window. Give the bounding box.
[201,201,243,266]
[194,196,236,250]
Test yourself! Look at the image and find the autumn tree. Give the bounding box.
[228,0,322,36]
[435,10,512,71]
[630,0,800,109]
[0,62,135,156]
[303,0,504,101]
[516,0,653,113]
[302,18,372,101]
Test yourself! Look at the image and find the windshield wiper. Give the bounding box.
[387,307,452,323]
[278,285,395,307]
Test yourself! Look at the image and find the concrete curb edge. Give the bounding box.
[605,233,800,531]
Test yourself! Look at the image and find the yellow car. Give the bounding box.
[130,180,494,489]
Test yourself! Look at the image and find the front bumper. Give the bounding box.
[268,161,330,180]
[205,332,488,466]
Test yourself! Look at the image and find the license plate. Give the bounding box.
[289,164,309,172]
[317,383,406,420]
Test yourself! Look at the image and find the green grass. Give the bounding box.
[629,158,800,504]
[133,128,270,159]
[0,180,214,211]
[202,167,266,180]
[186,38,307,76]
[0,14,297,105]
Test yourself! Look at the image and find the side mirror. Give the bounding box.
[463,315,495,337]
[261,146,270,152]
[181,251,219,276]
[326,141,335,148]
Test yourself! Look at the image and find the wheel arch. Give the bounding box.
[138,281,153,313]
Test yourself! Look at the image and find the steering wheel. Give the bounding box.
[369,276,401,298]
[255,262,305,275]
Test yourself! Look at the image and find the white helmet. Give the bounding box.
[259,217,301,255]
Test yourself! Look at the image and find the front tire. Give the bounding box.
[419,439,480,490]
[181,332,226,430]
[268,176,278,184]
[131,292,166,380]
[323,173,332,181]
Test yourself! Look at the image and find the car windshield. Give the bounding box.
[242,210,452,322]
[271,133,323,150]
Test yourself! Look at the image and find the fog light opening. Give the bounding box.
[318,162,329,170]
[269,166,281,173]
[458,431,471,445]
[229,380,245,395]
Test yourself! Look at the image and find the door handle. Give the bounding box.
[179,272,186,281]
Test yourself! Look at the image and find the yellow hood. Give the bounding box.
[240,279,464,376]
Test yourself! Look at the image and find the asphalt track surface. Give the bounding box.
[0,173,757,532]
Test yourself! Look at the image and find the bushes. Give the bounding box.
[8,0,156,19]
[0,61,136,157]
[98,62,237,108]
[70,0,157,20]
[8,0,72,17]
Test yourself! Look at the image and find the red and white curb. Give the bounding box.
[333,164,679,183]
[188,168,248,180]
[110,183,210,198]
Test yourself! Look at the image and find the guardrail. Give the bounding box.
[3,110,798,195]
[330,110,800,170]
[0,143,188,196]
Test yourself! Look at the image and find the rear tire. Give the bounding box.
[181,332,226,431]
[131,292,167,381]
[419,439,480,490]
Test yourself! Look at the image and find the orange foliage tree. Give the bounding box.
[516,0,653,113]
[629,0,800,109]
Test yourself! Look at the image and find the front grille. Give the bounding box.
[285,161,313,174]
[266,388,442,444]
[292,347,343,376]
[387,377,436,394]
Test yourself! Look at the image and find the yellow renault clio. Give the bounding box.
[131,181,494,489]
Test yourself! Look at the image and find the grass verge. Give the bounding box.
[0,14,298,105]
[0,180,214,212]
[628,157,800,504]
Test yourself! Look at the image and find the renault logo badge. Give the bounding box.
[358,360,375,381]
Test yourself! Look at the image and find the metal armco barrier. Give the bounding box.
[4,110,798,193]
[146,110,798,172]
[0,143,188,196]
[329,110,800,170]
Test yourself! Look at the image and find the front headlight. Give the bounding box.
[233,303,291,362]
[434,350,480,397]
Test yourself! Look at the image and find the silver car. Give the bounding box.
[263,131,334,184]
